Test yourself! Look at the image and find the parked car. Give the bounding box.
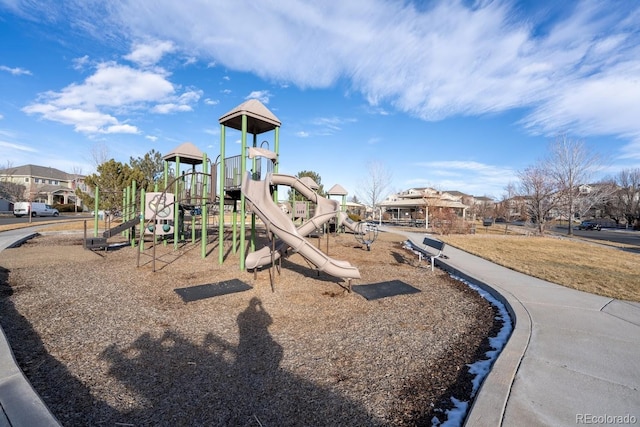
[578,221,601,231]
[13,202,60,217]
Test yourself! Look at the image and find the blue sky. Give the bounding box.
[1,1,639,200]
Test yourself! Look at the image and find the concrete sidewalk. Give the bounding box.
[395,228,640,426]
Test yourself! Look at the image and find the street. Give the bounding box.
[0,213,92,227]
[553,225,640,250]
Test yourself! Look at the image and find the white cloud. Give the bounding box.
[22,60,199,133]
[9,1,640,157]
[152,103,192,114]
[0,114,3,120]
[22,104,118,133]
[124,40,175,67]
[0,65,32,76]
[85,0,639,149]
[411,160,516,197]
[102,124,140,134]
[310,116,357,134]
[245,90,271,104]
[145,135,158,142]
[0,140,38,152]
[72,55,90,70]
[204,98,219,106]
[295,131,309,138]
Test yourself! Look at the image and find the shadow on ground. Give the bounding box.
[99,296,382,426]
[0,266,121,426]
[0,274,384,426]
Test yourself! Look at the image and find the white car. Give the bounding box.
[14,202,60,217]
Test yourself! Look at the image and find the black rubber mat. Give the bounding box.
[352,280,421,300]
[175,279,252,302]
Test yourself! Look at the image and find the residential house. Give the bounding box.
[0,164,88,209]
[379,187,470,226]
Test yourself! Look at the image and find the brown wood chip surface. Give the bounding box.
[0,230,497,426]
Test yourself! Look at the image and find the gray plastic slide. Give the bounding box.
[242,172,361,280]
[245,173,342,269]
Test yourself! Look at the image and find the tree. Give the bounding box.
[545,135,604,235]
[78,159,144,213]
[130,149,164,191]
[357,160,392,220]
[287,170,325,203]
[89,142,110,168]
[518,163,559,235]
[495,182,518,233]
[0,162,27,201]
[608,168,640,227]
[573,180,617,220]
[0,180,26,202]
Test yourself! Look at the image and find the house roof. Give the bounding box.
[443,190,470,197]
[380,198,468,209]
[219,99,281,134]
[37,184,74,194]
[0,164,72,181]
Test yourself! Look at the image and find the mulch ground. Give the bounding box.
[0,229,498,426]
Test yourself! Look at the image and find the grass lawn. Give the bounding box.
[440,234,640,302]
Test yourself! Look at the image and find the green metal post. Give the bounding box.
[273,126,280,202]
[174,156,181,248]
[251,134,257,253]
[219,124,226,264]
[131,180,137,246]
[201,153,208,259]
[123,186,129,239]
[140,189,145,251]
[240,114,247,270]
[93,186,99,237]
[191,167,196,244]
[164,160,168,188]
[232,203,237,253]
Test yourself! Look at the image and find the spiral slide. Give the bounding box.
[242,173,361,280]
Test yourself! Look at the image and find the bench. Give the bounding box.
[415,237,446,271]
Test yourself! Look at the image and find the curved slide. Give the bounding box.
[242,173,361,280]
[245,174,340,269]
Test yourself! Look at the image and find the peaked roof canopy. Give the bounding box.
[163,142,204,165]
[219,99,281,134]
[327,184,348,195]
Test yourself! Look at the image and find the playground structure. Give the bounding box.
[85,99,371,284]
[242,172,361,289]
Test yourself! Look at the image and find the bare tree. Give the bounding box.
[573,180,617,220]
[357,160,392,221]
[496,182,518,233]
[0,161,27,201]
[610,168,640,227]
[89,142,111,168]
[518,163,559,235]
[545,135,604,235]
